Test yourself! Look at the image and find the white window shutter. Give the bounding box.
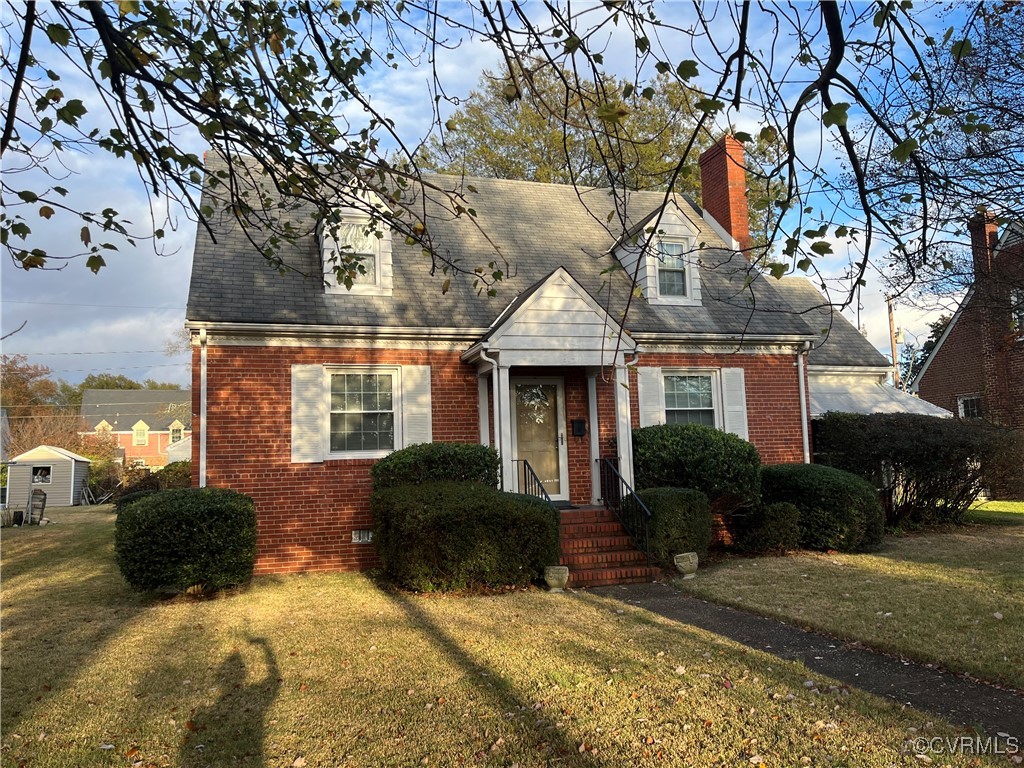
[636,367,665,427]
[291,365,325,463]
[401,365,432,446]
[721,368,749,440]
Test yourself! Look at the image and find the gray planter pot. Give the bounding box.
[544,565,570,592]
[674,552,698,579]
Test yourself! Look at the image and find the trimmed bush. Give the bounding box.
[157,460,192,489]
[815,412,1024,524]
[371,481,558,591]
[115,465,160,500]
[761,464,884,552]
[371,443,500,490]
[115,488,257,593]
[114,489,160,514]
[735,502,801,554]
[634,487,712,566]
[632,424,761,513]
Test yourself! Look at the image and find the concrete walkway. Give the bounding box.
[591,581,1024,740]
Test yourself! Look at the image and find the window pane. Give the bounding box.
[659,269,686,296]
[664,375,715,427]
[329,373,395,452]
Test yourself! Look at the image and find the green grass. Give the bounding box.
[681,512,1024,689]
[0,507,1007,767]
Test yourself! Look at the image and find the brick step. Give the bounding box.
[561,549,649,568]
[568,565,659,588]
[559,507,617,524]
[559,534,636,553]
[559,521,626,537]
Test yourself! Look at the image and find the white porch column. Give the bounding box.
[477,375,490,447]
[586,368,601,504]
[614,365,635,487]
[497,365,514,492]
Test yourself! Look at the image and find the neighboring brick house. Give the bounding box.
[185,136,900,576]
[80,389,192,469]
[913,213,1024,496]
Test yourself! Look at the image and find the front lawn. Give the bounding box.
[680,511,1024,689]
[1,507,1005,767]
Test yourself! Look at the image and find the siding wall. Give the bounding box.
[196,344,806,574]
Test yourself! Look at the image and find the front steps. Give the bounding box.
[559,506,659,588]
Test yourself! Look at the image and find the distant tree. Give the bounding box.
[900,314,951,388]
[56,372,183,408]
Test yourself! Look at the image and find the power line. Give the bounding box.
[4,349,174,356]
[3,300,186,310]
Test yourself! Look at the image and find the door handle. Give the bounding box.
[560,432,564,445]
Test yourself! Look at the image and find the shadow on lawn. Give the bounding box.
[0,510,148,737]
[375,587,606,766]
[177,637,281,768]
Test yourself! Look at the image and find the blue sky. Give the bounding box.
[1,2,962,387]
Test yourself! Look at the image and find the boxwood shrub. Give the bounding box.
[632,424,761,513]
[734,501,801,554]
[634,487,712,566]
[761,464,884,552]
[157,460,192,489]
[371,443,500,490]
[114,488,257,593]
[371,481,558,591]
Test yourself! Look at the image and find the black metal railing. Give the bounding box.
[513,459,553,505]
[598,457,652,565]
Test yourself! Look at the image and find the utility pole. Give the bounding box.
[887,297,901,389]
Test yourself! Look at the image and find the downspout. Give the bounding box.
[797,342,811,464]
[199,328,208,487]
[478,346,500,488]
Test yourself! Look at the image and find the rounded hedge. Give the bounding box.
[735,501,801,554]
[371,481,558,591]
[632,424,761,514]
[761,464,884,552]
[114,488,257,593]
[634,487,712,566]
[371,443,500,490]
[157,460,192,489]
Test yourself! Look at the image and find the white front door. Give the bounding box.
[511,378,569,501]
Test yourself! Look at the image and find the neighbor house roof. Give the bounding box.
[80,390,191,431]
[187,160,818,342]
[773,277,890,368]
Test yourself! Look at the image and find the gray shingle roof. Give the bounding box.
[773,278,890,367]
[187,157,825,341]
[80,390,192,431]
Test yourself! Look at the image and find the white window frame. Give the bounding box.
[325,366,403,460]
[319,209,393,298]
[663,369,723,428]
[32,465,53,484]
[649,236,701,306]
[957,394,982,420]
[1011,289,1024,336]
[133,426,148,446]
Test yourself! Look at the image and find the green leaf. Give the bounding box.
[596,102,630,123]
[733,132,753,143]
[655,61,670,74]
[835,225,849,237]
[822,102,850,128]
[890,137,919,163]
[56,99,87,126]
[796,257,813,272]
[696,98,724,114]
[759,125,778,143]
[17,190,39,203]
[951,38,973,61]
[676,60,699,80]
[118,0,140,15]
[767,262,787,280]
[45,23,71,47]
[86,253,106,273]
[810,241,833,256]
[635,36,649,54]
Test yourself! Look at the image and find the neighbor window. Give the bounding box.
[664,373,716,426]
[32,466,52,484]
[1011,289,1024,334]
[133,426,148,445]
[170,427,183,443]
[329,371,395,453]
[957,395,982,420]
[657,240,688,297]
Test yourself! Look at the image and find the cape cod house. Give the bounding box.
[185,136,896,577]
[80,389,192,469]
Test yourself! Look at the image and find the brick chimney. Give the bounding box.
[699,135,751,256]
[967,209,998,281]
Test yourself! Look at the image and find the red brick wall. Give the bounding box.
[916,307,986,416]
[194,345,806,573]
[698,136,751,254]
[630,352,806,464]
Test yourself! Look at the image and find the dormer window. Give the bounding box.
[657,241,688,297]
[318,198,394,298]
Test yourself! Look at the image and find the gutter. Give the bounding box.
[199,328,208,488]
[798,342,811,464]
[185,320,488,343]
